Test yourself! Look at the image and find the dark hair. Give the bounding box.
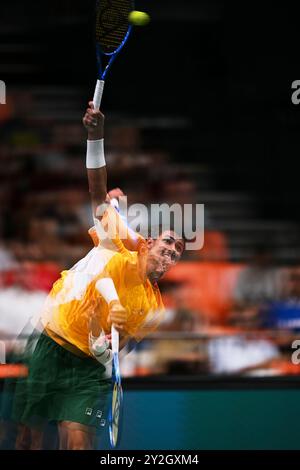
[147,223,186,250]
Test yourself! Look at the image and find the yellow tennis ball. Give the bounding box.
[128,10,150,26]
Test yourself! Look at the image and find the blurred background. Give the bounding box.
[1,0,300,388]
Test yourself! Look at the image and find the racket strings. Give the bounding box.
[96,0,132,53]
[111,383,122,445]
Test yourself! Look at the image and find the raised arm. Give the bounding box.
[82,101,108,218]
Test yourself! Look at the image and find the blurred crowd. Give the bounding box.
[1,90,300,377]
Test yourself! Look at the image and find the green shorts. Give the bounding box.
[12,332,112,432]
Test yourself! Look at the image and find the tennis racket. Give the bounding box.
[93,0,134,110]
[109,324,123,448]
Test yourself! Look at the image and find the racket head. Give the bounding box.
[95,0,133,55]
[109,352,123,448]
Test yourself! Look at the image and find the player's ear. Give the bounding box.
[147,238,155,249]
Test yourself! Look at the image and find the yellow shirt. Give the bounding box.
[41,237,164,356]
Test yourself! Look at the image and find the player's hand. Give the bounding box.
[107,187,125,210]
[89,331,112,365]
[108,188,124,200]
[82,101,105,140]
[108,300,128,332]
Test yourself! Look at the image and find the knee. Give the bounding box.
[15,425,31,450]
[67,439,92,450]
[67,432,91,450]
[30,429,43,450]
[60,422,95,450]
[67,436,93,450]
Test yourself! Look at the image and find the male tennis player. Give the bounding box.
[12,102,185,450]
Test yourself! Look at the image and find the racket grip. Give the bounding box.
[111,325,119,354]
[93,79,105,110]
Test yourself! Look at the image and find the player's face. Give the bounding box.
[146,231,184,283]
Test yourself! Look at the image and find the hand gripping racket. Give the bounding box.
[93,0,134,110]
[108,324,123,448]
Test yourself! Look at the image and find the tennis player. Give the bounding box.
[12,102,185,450]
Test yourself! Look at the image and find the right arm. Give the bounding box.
[83,103,132,361]
[83,101,108,219]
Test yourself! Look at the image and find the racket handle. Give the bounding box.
[111,325,119,354]
[93,79,105,110]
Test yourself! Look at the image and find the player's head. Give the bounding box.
[145,229,185,283]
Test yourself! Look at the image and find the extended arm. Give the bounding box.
[83,101,108,218]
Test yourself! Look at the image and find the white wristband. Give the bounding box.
[86,139,106,169]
